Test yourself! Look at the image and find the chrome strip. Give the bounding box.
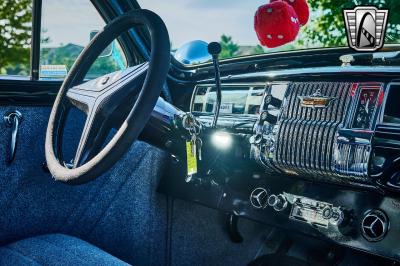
[221,66,400,81]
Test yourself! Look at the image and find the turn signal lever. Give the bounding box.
[208,42,222,128]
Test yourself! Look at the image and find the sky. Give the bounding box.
[138,0,267,48]
[42,0,268,49]
[41,0,105,47]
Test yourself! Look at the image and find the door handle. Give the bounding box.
[4,111,23,164]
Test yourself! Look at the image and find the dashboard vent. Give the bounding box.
[361,210,389,242]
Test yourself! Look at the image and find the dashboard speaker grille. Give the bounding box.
[275,82,353,180]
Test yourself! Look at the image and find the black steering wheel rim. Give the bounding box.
[45,9,170,184]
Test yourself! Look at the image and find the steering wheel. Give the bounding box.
[45,10,170,184]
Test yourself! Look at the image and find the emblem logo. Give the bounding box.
[361,210,388,242]
[343,6,389,52]
[250,187,268,209]
[298,89,337,109]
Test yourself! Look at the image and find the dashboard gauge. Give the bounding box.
[352,87,380,129]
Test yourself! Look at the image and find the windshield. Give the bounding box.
[138,0,400,64]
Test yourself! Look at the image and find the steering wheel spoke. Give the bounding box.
[66,72,119,113]
[66,86,98,114]
[73,108,110,167]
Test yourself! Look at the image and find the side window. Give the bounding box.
[0,0,32,76]
[40,0,127,80]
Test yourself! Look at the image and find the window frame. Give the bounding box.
[0,0,143,82]
[30,0,42,80]
[0,0,172,105]
[37,0,137,81]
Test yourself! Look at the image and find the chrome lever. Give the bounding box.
[4,111,23,164]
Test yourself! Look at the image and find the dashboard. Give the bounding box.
[155,67,400,262]
[190,80,399,188]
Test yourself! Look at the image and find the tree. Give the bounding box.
[41,43,124,79]
[300,0,400,47]
[0,0,32,75]
[219,34,239,59]
[252,45,265,54]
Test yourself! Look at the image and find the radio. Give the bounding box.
[249,188,348,229]
[285,193,345,228]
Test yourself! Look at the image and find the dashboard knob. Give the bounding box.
[259,111,269,123]
[254,134,264,144]
[249,134,264,145]
[330,207,345,226]
[259,111,278,125]
[264,94,272,105]
[322,206,333,219]
[208,42,222,56]
[268,194,288,211]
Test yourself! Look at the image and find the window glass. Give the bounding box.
[0,0,32,76]
[40,0,127,80]
[383,85,400,124]
[138,0,400,64]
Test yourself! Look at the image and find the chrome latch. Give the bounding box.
[4,110,23,164]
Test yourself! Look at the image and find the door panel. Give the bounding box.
[0,102,170,265]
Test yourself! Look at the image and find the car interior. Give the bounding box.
[1,0,400,265]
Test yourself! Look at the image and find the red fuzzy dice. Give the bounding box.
[254,1,300,48]
[272,0,310,26]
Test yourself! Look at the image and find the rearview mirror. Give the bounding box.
[90,30,113,58]
[175,40,212,65]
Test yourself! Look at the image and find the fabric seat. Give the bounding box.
[0,234,129,266]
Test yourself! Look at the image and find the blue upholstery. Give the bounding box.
[0,107,169,265]
[0,106,270,266]
[0,234,128,265]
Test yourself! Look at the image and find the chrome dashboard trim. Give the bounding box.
[190,83,267,114]
[219,66,400,81]
[249,81,387,185]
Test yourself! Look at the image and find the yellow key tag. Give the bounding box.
[186,141,197,176]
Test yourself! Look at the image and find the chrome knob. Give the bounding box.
[330,207,345,226]
[268,194,288,212]
[322,206,333,219]
[253,134,264,144]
